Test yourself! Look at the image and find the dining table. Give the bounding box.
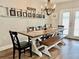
[16,28,60,57]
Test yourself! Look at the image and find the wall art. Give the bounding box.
[17,9,22,17]
[0,5,46,18]
[32,13,36,18]
[27,13,32,17]
[43,15,45,18]
[9,8,16,16]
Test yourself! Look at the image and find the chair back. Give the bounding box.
[43,24,47,30]
[27,27,35,32]
[36,26,42,30]
[9,31,20,48]
[58,25,64,31]
[58,25,64,29]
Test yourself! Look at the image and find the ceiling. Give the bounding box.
[55,0,72,3]
[55,0,78,3]
[43,0,78,3]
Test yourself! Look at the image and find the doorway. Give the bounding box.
[62,12,70,35]
[74,11,79,36]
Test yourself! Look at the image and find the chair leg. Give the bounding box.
[13,48,15,59]
[19,50,21,59]
[24,49,25,53]
[30,43,32,57]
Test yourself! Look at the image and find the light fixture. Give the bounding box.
[41,0,56,16]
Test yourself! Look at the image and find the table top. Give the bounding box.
[17,28,58,38]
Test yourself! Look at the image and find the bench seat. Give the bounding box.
[40,36,61,46]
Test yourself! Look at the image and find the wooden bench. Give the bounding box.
[40,36,61,46]
[40,36,62,57]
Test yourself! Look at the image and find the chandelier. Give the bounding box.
[41,0,56,15]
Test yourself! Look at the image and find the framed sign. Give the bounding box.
[23,10,27,17]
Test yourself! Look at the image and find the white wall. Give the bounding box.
[0,0,50,51]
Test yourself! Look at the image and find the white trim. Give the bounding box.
[0,44,12,51]
[66,36,79,40]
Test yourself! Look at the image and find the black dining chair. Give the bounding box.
[9,31,32,59]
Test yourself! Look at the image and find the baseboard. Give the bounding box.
[65,36,79,40]
[0,45,13,51]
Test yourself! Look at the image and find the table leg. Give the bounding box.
[32,38,43,57]
[42,46,52,57]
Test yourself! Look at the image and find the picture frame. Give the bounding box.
[43,15,45,18]
[22,10,27,17]
[32,13,36,18]
[9,8,16,16]
[16,9,22,17]
[35,12,39,18]
[27,13,32,17]
[39,14,42,18]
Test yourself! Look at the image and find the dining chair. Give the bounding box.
[58,25,64,35]
[9,31,32,59]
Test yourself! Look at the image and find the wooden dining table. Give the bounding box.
[17,28,59,57]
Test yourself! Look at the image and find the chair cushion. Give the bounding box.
[20,41,30,48]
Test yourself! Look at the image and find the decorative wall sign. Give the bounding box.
[27,7,36,17]
[32,8,36,14]
[27,7,32,10]
[10,8,16,16]
[27,7,36,12]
